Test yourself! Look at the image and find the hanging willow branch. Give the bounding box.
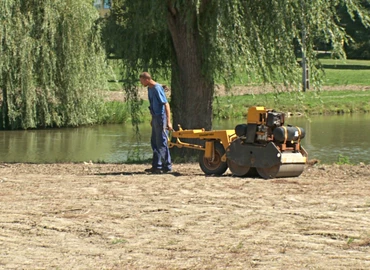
[102,0,369,137]
[0,0,109,130]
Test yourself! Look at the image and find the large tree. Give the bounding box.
[0,0,108,129]
[104,0,369,131]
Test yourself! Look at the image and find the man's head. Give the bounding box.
[139,72,152,87]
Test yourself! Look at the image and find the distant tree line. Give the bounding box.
[314,1,370,59]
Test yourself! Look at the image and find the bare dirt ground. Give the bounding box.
[1,162,370,269]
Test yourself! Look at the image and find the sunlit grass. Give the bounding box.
[320,59,370,86]
[107,59,370,90]
[213,90,370,119]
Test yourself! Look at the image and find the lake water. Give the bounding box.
[1,114,370,164]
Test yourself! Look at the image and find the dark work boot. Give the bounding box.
[144,167,163,174]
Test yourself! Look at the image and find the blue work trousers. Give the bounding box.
[151,114,172,170]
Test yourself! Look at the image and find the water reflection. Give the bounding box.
[216,113,370,164]
[0,114,370,164]
[0,125,152,163]
[289,114,370,164]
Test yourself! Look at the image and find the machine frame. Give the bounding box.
[168,106,308,179]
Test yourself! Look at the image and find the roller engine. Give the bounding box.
[226,106,307,178]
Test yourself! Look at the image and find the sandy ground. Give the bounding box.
[1,162,370,269]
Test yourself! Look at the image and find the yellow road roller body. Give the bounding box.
[168,106,307,179]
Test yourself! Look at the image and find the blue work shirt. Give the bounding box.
[148,84,168,115]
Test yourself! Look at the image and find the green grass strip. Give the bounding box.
[213,89,370,119]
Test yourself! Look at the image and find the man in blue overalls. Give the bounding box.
[139,72,173,174]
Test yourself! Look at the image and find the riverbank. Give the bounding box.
[105,86,370,123]
[2,85,369,126]
[1,162,369,269]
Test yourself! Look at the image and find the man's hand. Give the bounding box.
[167,122,173,131]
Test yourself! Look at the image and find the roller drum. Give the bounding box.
[256,152,306,179]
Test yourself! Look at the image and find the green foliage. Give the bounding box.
[104,1,369,88]
[336,154,352,165]
[110,238,128,245]
[97,101,129,124]
[338,0,370,59]
[101,0,370,160]
[101,0,171,131]
[0,0,109,130]
[125,146,151,164]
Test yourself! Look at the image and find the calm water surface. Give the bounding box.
[1,114,369,164]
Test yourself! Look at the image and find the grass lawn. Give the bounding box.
[319,59,370,86]
[107,59,370,90]
[213,89,370,119]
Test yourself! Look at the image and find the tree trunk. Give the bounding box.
[1,84,9,130]
[167,9,214,131]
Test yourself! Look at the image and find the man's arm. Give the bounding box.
[164,102,173,131]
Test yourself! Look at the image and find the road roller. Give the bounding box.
[168,106,307,179]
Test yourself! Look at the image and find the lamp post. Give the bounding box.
[301,0,309,92]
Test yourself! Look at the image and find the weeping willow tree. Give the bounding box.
[0,0,108,130]
[103,0,369,131]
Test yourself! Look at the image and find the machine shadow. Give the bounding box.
[94,171,183,177]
